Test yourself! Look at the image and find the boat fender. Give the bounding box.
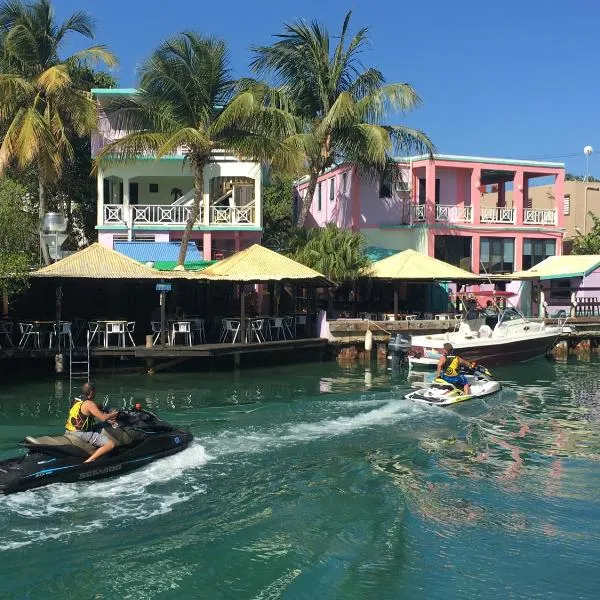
[365,329,373,351]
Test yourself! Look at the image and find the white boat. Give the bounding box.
[409,304,563,368]
[405,365,501,406]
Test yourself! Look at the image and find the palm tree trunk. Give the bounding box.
[177,160,204,267]
[296,171,319,227]
[38,177,51,265]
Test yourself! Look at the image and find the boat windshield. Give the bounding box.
[498,307,524,324]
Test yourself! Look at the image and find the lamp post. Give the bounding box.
[584,145,593,183]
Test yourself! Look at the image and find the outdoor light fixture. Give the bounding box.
[41,212,68,262]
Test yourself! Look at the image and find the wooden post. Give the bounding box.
[393,285,399,321]
[240,286,246,344]
[268,282,275,316]
[55,284,62,352]
[160,290,166,346]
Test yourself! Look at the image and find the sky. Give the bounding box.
[55,0,600,176]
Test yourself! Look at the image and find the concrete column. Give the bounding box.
[254,167,262,228]
[514,169,524,226]
[497,181,506,207]
[471,232,480,274]
[514,235,523,272]
[97,168,104,228]
[554,171,565,228]
[203,232,212,260]
[122,177,131,241]
[425,161,436,224]
[456,169,465,208]
[470,167,481,226]
[203,172,210,226]
[351,166,361,232]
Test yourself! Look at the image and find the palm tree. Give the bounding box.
[0,0,116,264]
[251,11,436,227]
[96,32,299,267]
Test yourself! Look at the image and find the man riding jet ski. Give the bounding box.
[405,347,501,406]
[0,383,192,495]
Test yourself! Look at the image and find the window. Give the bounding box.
[480,237,514,273]
[418,178,440,204]
[523,238,555,270]
[380,171,392,198]
[329,178,335,202]
[341,172,348,193]
[317,182,322,211]
[149,183,159,193]
[550,279,571,300]
[564,195,570,216]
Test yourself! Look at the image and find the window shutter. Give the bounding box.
[563,195,570,215]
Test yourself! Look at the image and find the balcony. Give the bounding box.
[435,204,472,223]
[480,207,515,224]
[523,208,557,226]
[102,202,257,227]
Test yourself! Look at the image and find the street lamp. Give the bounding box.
[584,145,593,182]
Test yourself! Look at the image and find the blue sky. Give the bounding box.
[56,0,600,176]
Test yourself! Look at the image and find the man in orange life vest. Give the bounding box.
[65,382,119,463]
[435,343,472,395]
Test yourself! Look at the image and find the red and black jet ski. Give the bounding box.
[0,406,192,495]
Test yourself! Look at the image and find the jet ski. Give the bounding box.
[0,404,192,495]
[404,364,501,406]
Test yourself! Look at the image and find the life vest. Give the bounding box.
[443,354,460,377]
[65,398,93,432]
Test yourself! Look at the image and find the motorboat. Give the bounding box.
[408,295,563,368]
[0,405,192,495]
[405,364,501,406]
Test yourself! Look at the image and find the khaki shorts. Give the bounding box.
[68,430,111,447]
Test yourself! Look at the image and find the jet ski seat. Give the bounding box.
[23,434,96,457]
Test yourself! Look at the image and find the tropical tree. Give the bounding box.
[96,32,298,267]
[0,0,116,264]
[251,11,435,227]
[572,212,600,254]
[293,223,369,283]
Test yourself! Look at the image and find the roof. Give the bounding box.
[91,88,138,95]
[365,246,398,262]
[153,260,215,271]
[366,249,480,281]
[201,244,332,285]
[31,243,164,279]
[511,255,600,280]
[114,242,202,264]
[399,154,564,169]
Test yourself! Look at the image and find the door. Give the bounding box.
[129,182,139,205]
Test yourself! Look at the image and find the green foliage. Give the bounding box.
[262,173,300,251]
[565,173,600,182]
[293,223,369,283]
[572,212,600,254]
[251,11,435,225]
[0,177,37,294]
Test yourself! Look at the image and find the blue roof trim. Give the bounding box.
[91,88,138,95]
[114,242,202,262]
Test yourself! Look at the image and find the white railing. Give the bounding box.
[210,203,255,225]
[523,208,557,225]
[435,204,472,223]
[132,205,199,225]
[104,204,124,224]
[411,204,426,222]
[480,207,515,223]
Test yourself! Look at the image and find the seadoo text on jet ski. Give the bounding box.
[405,364,501,406]
[0,404,192,495]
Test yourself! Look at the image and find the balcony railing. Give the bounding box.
[480,207,515,224]
[435,204,472,223]
[411,204,425,222]
[523,208,557,226]
[102,203,257,227]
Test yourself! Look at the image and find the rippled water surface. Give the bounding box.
[1,358,600,599]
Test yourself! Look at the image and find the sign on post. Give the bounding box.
[155,283,172,292]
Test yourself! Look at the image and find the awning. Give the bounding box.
[201,244,333,286]
[365,249,480,281]
[114,242,202,264]
[511,255,600,280]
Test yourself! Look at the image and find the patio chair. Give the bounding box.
[126,321,136,345]
[18,322,39,348]
[294,315,308,338]
[88,321,101,346]
[151,321,162,345]
[268,317,286,340]
[171,321,192,346]
[283,316,294,339]
[0,321,13,347]
[104,321,126,347]
[221,319,241,344]
[249,319,265,343]
[191,318,206,344]
[50,322,73,349]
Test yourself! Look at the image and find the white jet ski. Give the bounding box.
[405,365,501,406]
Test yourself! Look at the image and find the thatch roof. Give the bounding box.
[366,249,480,281]
[201,244,332,285]
[31,243,165,279]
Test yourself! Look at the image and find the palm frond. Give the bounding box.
[36,63,70,94]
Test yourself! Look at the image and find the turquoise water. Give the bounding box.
[1,358,600,599]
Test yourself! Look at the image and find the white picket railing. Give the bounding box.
[411,204,426,222]
[480,207,515,223]
[435,204,472,223]
[523,208,557,225]
[210,203,255,225]
[104,204,124,224]
[132,205,199,225]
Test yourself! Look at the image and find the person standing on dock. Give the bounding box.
[65,382,119,463]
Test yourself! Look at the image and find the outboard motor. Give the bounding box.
[388,334,411,369]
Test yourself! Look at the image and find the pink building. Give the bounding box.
[298,155,565,275]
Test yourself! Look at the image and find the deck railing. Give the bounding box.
[435,204,472,223]
[523,208,557,225]
[480,207,515,223]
